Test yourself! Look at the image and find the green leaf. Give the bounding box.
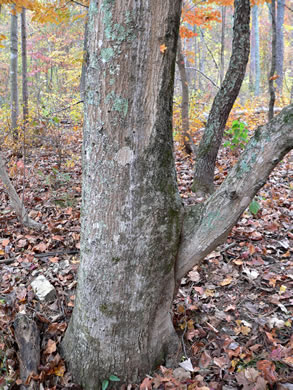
[109,375,120,382]
[249,200,261,215]
[102,380,109,390]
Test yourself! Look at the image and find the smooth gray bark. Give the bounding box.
[80,18,88,99]
[250,5,260,96]
[268,0,277,121]
[21,8,28,124]
[176,38,195,155]
[276,0,285,91]
[192,0,250,195]
[62,1,183,387]
[10,8,19,139]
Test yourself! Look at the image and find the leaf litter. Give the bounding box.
[0,124,292,389]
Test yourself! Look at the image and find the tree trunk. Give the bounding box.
[10,7,19,139]
[220,6,226,85]
[192,0,250,195]
[193,25,197,90]
[80,17,88,100]
[176,38,195,155]
[250,5,260,96]
[268,0,277,121]
[62,1,183,387]
[21,7,28,124]
[62,1,293,388]
[276,0,285,92]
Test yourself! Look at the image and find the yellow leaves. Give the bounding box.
[234,320,252,336]
[220,275,233,286]
[279,285,287,294]
[160,44,167,53]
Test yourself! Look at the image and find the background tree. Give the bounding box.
[176,38,195,155]
[276,0,285,91]
[250,4,260,96]
[21,7,28,124]
[62,0,293,388]
[268,0,277,120]
[10,6,19,139]
[191,0,250,195]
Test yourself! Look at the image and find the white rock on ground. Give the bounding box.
[31,275,56,302]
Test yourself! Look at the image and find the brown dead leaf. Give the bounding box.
[140,377,152,389]
[45,339,57,354]
[213,356,228,369]
[199,350,212,368]
[256,360,278,384]
[282,357,293,367]
[251,231,263,241]
[34,242,47,252]
[1,238,10,246]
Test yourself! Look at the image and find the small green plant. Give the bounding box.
[249,198,261,215]
[102,375,120,390]
[224,120,249,150]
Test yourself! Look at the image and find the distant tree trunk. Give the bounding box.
[21,7,28,124]
[80,18,88,100]
[220,6,226,85]
[199,29,205,90]
[192,0,250,195]
[193,25,197,89]
[176,38,195,155]
[250,5,260,96]
[10,8,19,139]
[276,0,285,91]
[268,0,277,121]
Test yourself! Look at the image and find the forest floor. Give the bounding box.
[0,117,292,390]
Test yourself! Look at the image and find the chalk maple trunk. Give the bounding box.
[62,0,183,387]
[62,1,293,388]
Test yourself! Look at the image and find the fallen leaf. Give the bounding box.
[256,360,278,384]
[199,351,211,368]
[220,275,233,286]
[188,270,200,283]
[45,339,57,354]
[179,358,194,372]
[140,377,152,389]
[282,357,293,367]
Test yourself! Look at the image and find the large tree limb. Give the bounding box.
[176,104,293,282]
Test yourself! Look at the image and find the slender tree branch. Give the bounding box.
[185,67,219,89]
[199,27,219,70]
